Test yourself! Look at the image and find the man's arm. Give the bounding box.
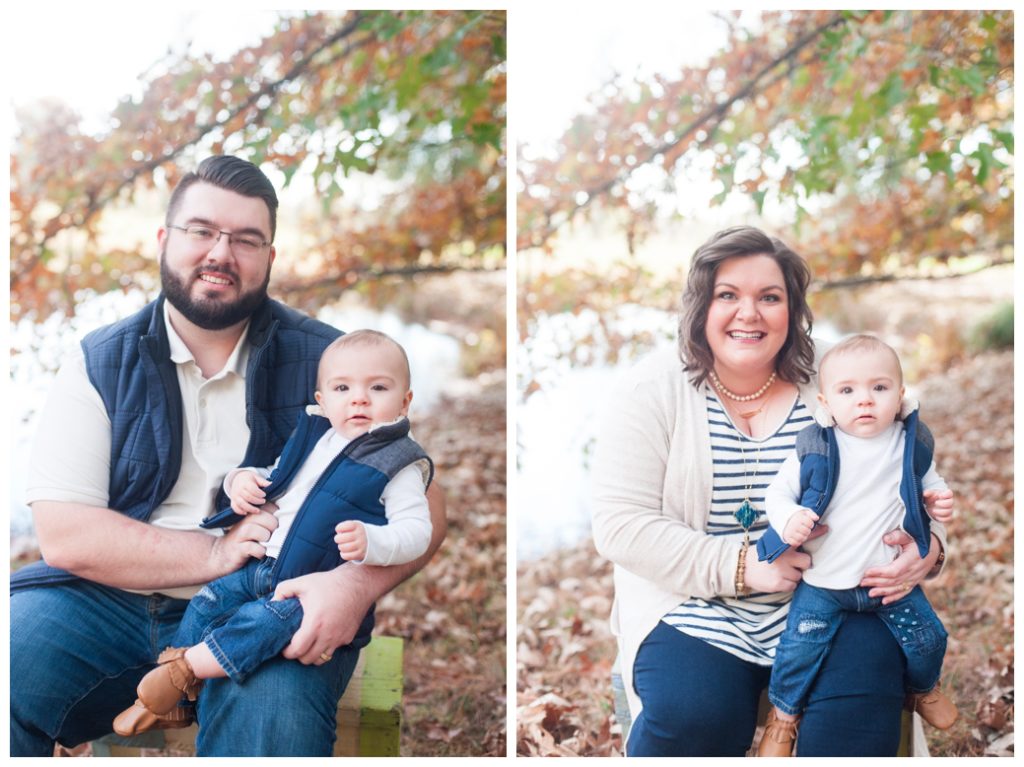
[275,480,447,663]
[32,501,279,590]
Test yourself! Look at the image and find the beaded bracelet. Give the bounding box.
[735,538,751,598]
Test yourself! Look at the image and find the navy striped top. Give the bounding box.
[661,388,812,666]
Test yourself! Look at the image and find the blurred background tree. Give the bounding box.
[11,9,506,359]
[518,9,1012,394]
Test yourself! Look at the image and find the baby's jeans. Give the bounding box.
[769,582,947,716]
[175,557,303,683]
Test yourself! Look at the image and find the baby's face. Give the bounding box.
[315,343,412,440]
[817,347,904,438]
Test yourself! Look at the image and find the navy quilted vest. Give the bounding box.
[756,411,935,564]
[201,412,433,585]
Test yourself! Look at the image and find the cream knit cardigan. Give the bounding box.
[590,344,946,737]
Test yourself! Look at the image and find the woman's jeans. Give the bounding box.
[628,613,906,756]
[770,583,947,716]
[10,577,359,756]
[176,557,304,683]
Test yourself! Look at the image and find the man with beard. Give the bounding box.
[10,156,446,756]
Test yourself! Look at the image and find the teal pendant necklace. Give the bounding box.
[713,370,772,538]
[733,416,763,540]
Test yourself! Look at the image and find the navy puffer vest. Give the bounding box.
[202,413,433,583]
[756,410,935,564]
[11,296,340,592]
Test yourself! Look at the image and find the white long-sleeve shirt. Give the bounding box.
[225,428,431,567]
[765,422,948,589]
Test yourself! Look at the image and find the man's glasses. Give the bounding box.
[168,224,270,257]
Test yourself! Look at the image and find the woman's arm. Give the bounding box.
[590,370,742,599]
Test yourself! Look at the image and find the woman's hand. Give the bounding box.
[860,530,941,605]
[743,523,827,594]
[744,545,811,594]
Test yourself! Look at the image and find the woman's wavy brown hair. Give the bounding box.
[678,225,815,388]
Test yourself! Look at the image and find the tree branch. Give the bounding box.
[814,252,1013,291]
[273,261,505,295]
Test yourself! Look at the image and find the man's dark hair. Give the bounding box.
[678,225,815,388]
[165,156,279,242]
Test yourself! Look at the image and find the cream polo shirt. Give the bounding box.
[26,303,252,597]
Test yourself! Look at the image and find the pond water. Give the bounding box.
[10,295,462,541]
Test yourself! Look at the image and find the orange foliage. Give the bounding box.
[517,10,1012,279]
[11,10,506,323]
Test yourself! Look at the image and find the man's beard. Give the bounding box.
[160,253,271,331]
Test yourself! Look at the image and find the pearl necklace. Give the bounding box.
[708,370,776,402]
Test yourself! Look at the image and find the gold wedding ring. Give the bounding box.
[901,582,911,592]
[319,652,333,662]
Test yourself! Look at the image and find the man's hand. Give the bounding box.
[229,471,272,515]
[273,566,376,664]
[782,508,819,547]
[335,521,368,562]
[923,489,954,523]
[209,508,278,575]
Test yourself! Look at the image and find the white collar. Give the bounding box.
[162,301,250,379]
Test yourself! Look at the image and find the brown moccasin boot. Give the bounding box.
[112,647,202,737]
[757,709,800,757]
[905,683,959,730]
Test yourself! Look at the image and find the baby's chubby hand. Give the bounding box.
[923,489,954,523]
[335,520,368,562]
[230,471,272,515]
[782,508,819,547]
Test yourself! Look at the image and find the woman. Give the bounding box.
[591,226,946,756]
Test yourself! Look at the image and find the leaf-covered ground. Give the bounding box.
[517,349,1013,757]
[377,373,507,756]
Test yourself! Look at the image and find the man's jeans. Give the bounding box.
[769,582,947,716]
[176,557,303,683]
[11,577,358,756]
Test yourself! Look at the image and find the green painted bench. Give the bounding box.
[610,657,925,756]
[89,636,404,757]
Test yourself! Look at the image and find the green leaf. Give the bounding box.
[875,72,905,110]
[751,188,767,214]
[950,66,986,96]
[924,151,953,179]
[281,163,301,188]
[972,143,1005,185]
[491,33,506,60]
[993,130,1014,155]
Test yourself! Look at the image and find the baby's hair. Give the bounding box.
[819,333,903,389]
[317,329,412,391]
